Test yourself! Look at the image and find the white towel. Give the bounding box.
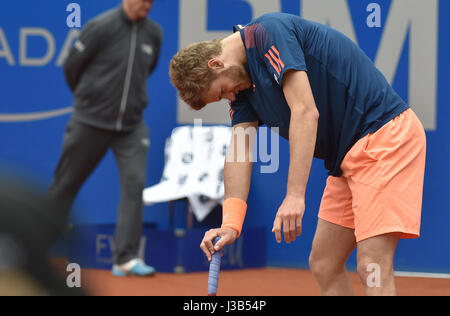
[143,125,231,222]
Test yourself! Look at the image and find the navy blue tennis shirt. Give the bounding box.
[230,13,409,177]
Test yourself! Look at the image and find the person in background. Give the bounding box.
[48,0,163,277]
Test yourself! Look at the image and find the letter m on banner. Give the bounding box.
[302,0,438,131]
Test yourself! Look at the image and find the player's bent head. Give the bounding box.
[169,40,223,110]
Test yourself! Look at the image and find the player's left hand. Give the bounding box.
[272,195,305,244]
[200,227,237,262]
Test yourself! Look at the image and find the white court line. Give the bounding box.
[394,271,450,279]
[268,267,450,279]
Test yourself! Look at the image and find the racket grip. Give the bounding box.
[208,237,221,296]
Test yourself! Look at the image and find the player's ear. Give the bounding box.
[208,58,224,71]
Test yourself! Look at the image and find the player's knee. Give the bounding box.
[309,251,335,280]
[310,248,349,282]
[357,257,372,285]
[308,253,321,277]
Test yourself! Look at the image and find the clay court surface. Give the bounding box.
[77,267,450,296]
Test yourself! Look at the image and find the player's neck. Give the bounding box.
[221,32,248,68]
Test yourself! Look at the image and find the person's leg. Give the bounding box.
[341,108,426,296]
[311,175,357,295]
[112,122,150,265]
[356,233,400,296]
[47,119,113,228]
[309,219,356,296]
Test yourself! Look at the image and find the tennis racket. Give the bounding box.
[207,237,222,296]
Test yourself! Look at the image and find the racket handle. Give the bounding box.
[208,237,221,296]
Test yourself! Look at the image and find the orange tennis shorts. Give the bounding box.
[318,108,426,242]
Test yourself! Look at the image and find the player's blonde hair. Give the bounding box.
[169,39,222,110]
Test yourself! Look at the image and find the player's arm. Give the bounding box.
[200,121,258,261]
[224,121,258,201]
[272,70,319,244]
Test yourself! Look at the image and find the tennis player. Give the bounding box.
[170,13,426,296]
